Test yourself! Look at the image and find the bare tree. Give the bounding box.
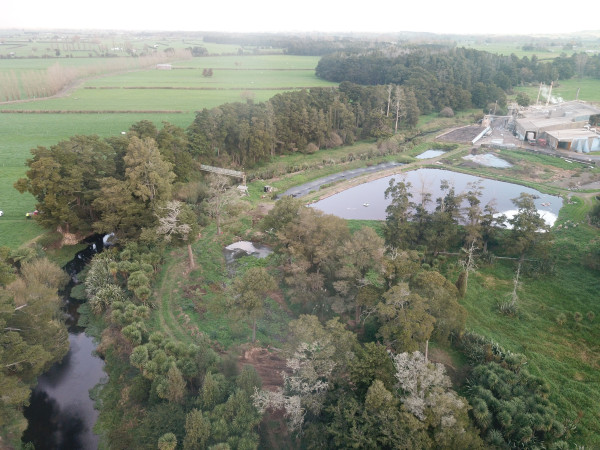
[394,86,405,133]
[156,200,199,269]
[457,240,478,297]
[206,174,235,235]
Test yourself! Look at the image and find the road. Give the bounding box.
[278,161,403,198]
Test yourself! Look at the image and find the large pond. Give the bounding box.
[311,168,562,226]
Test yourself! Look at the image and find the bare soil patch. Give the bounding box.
[239,346,288,392]
[437,125,486,143]
[428,347,469,385]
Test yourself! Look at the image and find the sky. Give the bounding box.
[1,0,598,36]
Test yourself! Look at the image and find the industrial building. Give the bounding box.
[514,101,600,153]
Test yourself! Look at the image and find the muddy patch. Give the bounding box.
[239,346,288,392]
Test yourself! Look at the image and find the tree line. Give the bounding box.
[188,83,419,168]
[316,47,600,115]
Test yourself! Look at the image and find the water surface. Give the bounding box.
[462,153,512,168]
[23,236,106,450]
[22,332,105,450]
[415,150,446,159]
[311,168,562,225]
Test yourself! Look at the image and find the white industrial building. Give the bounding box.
[514,101,600,153]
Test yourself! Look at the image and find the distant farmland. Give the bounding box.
[0,49,334,248]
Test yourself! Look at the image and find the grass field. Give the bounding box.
[461,202,600,446]
[458,42,563,60]
[514,77,600,104]
[0,51,330,249]
[457,39,600,61]
[0,88,288,111]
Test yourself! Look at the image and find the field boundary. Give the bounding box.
[83,86,323,90]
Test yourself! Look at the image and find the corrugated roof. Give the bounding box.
[545,129,599,140]
[516,101,600,132]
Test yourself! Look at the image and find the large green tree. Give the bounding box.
[383,177,415,249]
[333,226,385,323]
[15,135,116,234]
[94,136,176,239]
[376,283,435,352]
[228,266,277,342]
[278,208,350,314]
[507,193,550,261]
[410,271,467,344]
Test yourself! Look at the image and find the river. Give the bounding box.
[22,236,107,450]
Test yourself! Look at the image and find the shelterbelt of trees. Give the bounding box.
[316,48,600,113]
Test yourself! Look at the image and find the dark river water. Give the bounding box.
[22,236,107,450]
[22,332,105,449]
[311,168,563,226]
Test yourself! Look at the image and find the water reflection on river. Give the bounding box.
[23,235,107,450]
[311,168,562,226]
[22,332,105,450]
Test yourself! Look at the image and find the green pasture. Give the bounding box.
[171,55,321,70]
[0,112,194,165]
[0,52,335,249]
[82,68,333,89]
[0,57,119,72]
[462,211,600,445]
[0,88,284,112]
[458,42,562,60]
[0,34,250,58]
[514,77,600,103]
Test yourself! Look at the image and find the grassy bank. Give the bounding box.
[461,207,600,444]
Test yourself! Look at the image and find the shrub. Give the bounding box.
[555,313,567,326]
[586,311,595,322]
[304,142,319,154]
[589,202,600,227]
[36,231,63,248]
[498,301,518,317]
[439,106,454,117]
[516,92,531,107]
[325,132,343,148]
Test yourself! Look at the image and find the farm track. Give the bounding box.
[155,251,195,345]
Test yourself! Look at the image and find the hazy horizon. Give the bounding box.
[3,0,599,37]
